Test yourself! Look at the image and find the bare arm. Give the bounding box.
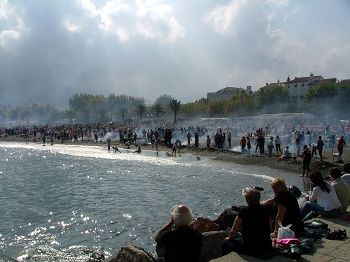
[226,216,242,240]
[271,204,286,238]
[261,197,274,206]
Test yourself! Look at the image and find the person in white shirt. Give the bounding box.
[300,171,342,222]
[329,167,350,212]
[341,163,350,189]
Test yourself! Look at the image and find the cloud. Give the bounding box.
[62,19,81,32]
[265,0,289,8]
[0,0,26,52]
[76,0,185,42]
[206,0,247,34]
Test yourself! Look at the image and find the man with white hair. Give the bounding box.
[155,205,202,262]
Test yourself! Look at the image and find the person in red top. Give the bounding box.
[337,136,346,161]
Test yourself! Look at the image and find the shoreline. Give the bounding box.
[1,135,348,176]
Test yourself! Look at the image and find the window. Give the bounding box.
[302,83,305,87]
[300,96,304,100]
[294,84,297,87]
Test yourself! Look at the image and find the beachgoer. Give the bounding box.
[187,132,191,146]
[279,145,292,160]
[246,136,251,154]
[341,163,350,188]
[300,171,342,222]
[222,188,272,258]
[172,143,177,156]
[301,145,312,177]
[337,136,346,161]
[227,132,232,148]
[240,136,246,152]
[113,146,121,153]
[107,138,111,152]
[206,135,211,148]
[155,205,202,262]
[134,146,141,153]
[317,136,324,161]
[262,178,303,237]
[311,143,318,157]
[267,137,274,157]
[275,135,281,155]
[329,168,350,213]
[194,132,199,148]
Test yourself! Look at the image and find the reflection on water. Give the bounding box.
[0,142,305,261]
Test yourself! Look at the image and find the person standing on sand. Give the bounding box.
[227,132,232,148]
[301,145,312,177]
[337,136,346,161]
[187,131,191,146]
[107,138,111,152]
[194,132,199,148]
[240,136,246,152]
[267,137,274,157]
[206,135,211,148]
[246,136,251,154]
[317,136,324,161]
[275,135,281,155]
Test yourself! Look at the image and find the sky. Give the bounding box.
[0,0,349,108]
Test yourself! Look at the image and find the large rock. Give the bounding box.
[105,245,156,262]
[191,217,220,233]
[156,230,228,262]
[214,207,239,231]
[201,230,228,262]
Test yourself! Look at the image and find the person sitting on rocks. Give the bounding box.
[300,171,342,222]
[262,178,304,237]
[155,205,202,262]
[341,163,350,188]
[222,188,273,259]
[329,167,350,213]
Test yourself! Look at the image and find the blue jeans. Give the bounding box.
[300,201,324,222]
[300,201,340,222]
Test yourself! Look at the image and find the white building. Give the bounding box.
[282,73,336,103]
[207,86,252,102]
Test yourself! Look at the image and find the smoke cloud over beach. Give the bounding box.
[0,0,349,108]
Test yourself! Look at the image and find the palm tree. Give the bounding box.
[169,99,181,123]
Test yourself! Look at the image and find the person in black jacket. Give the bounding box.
[155,205,202,262]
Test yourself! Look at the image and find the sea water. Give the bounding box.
[0,142,306,261]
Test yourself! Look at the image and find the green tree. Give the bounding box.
[169,99,181,123]
[152,104,163,118]
[136,104,146,119]
[155,94,173,107]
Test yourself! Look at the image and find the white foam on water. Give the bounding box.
[0,142,193,167]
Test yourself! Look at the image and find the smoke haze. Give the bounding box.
[0,0,349,108]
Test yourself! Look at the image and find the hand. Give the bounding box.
[270,231,277,239]
[224,236,231,241]
[305,195,309,201]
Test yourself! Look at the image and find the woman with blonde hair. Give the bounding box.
[262,178,303,238]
